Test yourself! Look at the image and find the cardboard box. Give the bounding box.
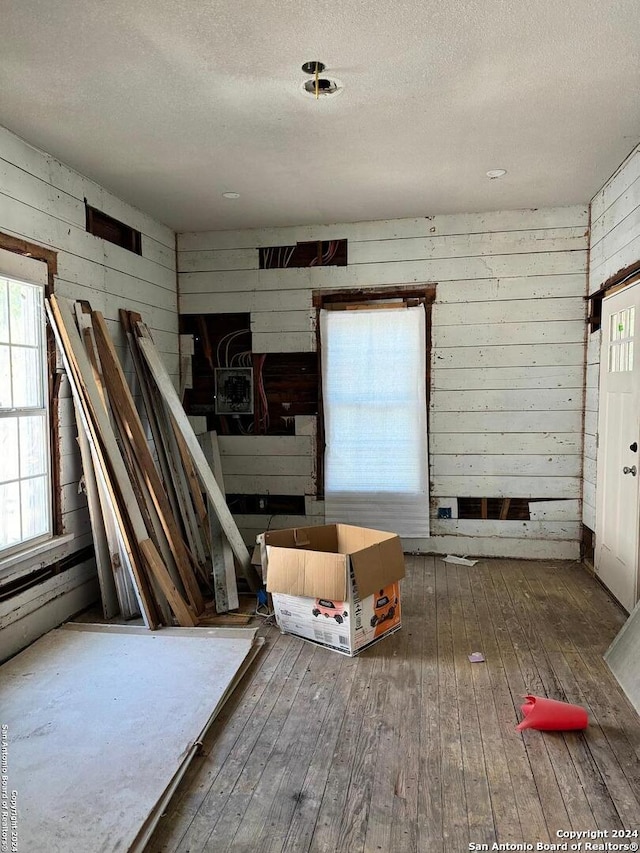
[264,524,404,656]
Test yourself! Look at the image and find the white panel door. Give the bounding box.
[595,283,640,611]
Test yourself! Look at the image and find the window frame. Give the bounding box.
[313,283,435,499]
[0,233,61,569]
[0,273,52,556]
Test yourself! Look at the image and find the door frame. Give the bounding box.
[595,279,640,610]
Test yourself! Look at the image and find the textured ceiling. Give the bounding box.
[1,0,640,232]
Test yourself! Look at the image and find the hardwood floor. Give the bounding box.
[147,557,640,853]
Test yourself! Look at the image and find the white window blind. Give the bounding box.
[320,305,430,537]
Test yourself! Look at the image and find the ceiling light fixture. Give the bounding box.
[486,169,507,179]
[301,60,343,99]
[222,192,240,199]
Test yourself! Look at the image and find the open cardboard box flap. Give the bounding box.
[264,523,405,602]
[350,534,405,599]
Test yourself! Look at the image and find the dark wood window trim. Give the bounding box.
[0,232,62,537]
[313,283,436,500]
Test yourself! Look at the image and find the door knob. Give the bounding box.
[623,465,637,476]
[631,443,638,452]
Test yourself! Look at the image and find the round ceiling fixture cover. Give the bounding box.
[301,61,326,75]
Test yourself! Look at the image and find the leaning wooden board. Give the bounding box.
[48,296,196,628]
[136,334,251,574]
[204,432,240,612]
[92,311,205,615]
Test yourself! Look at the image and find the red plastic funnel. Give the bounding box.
[516,694,588,732]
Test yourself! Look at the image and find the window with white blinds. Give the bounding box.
[320,305,429,537]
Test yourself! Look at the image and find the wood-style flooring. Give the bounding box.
[147,557,640,853]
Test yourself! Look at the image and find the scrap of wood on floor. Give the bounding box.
[46,295,260,628]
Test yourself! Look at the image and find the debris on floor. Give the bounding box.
[443,554,478,566]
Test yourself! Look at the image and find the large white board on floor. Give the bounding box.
[605,600,640,715]
[0,623,259,853]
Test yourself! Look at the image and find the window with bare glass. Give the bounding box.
[0,276,51,555]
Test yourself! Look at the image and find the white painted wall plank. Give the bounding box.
[178,205,587,251]
[583,457,597,485]
[250,310,314,334]
[434,342,584,369]
[585,362,599,391]
[583,501,596,533]
[434,297,584,326]
[181,275,586,315]
[433,454,580,478]
[527,499,581,521]
[590,149,640,224]
[348,227,587,265]
[431,410,582,435]
[587,331,602,364]
[437,274,587,303]
[218,436,312,456]
[180,288,313,315]
[432,388,581,412]
[433,366,584,391]
[179,230,586,273]
[224,474,313,495]
[590,233,640,291]
[252,332,315,353]
[0,159,85,228]
[584,386,599,412]
[432,475,580,499]
[434,320,585,348]
[221,455,312,477]
[583,480,596,511]
[590,185,640,259]
[402,536,580,560]
[584,409,598,436]
[583,433,597,461]
[430,519,581,540]
[180,251,585,295]
[430,433,581,455]
[178,248,259,273]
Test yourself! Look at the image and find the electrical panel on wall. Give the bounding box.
[180,312,319,436]
[214,368,254,415]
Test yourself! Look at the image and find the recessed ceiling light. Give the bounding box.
[222,192,240,199]
[486,169,507,179]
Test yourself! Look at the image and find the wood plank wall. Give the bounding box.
[0,125,178,660]
[178,206,588,559]
[584,144,640,533]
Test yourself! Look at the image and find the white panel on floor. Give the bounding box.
[1,623,258,853]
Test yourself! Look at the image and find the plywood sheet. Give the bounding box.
[0,623,258,853]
